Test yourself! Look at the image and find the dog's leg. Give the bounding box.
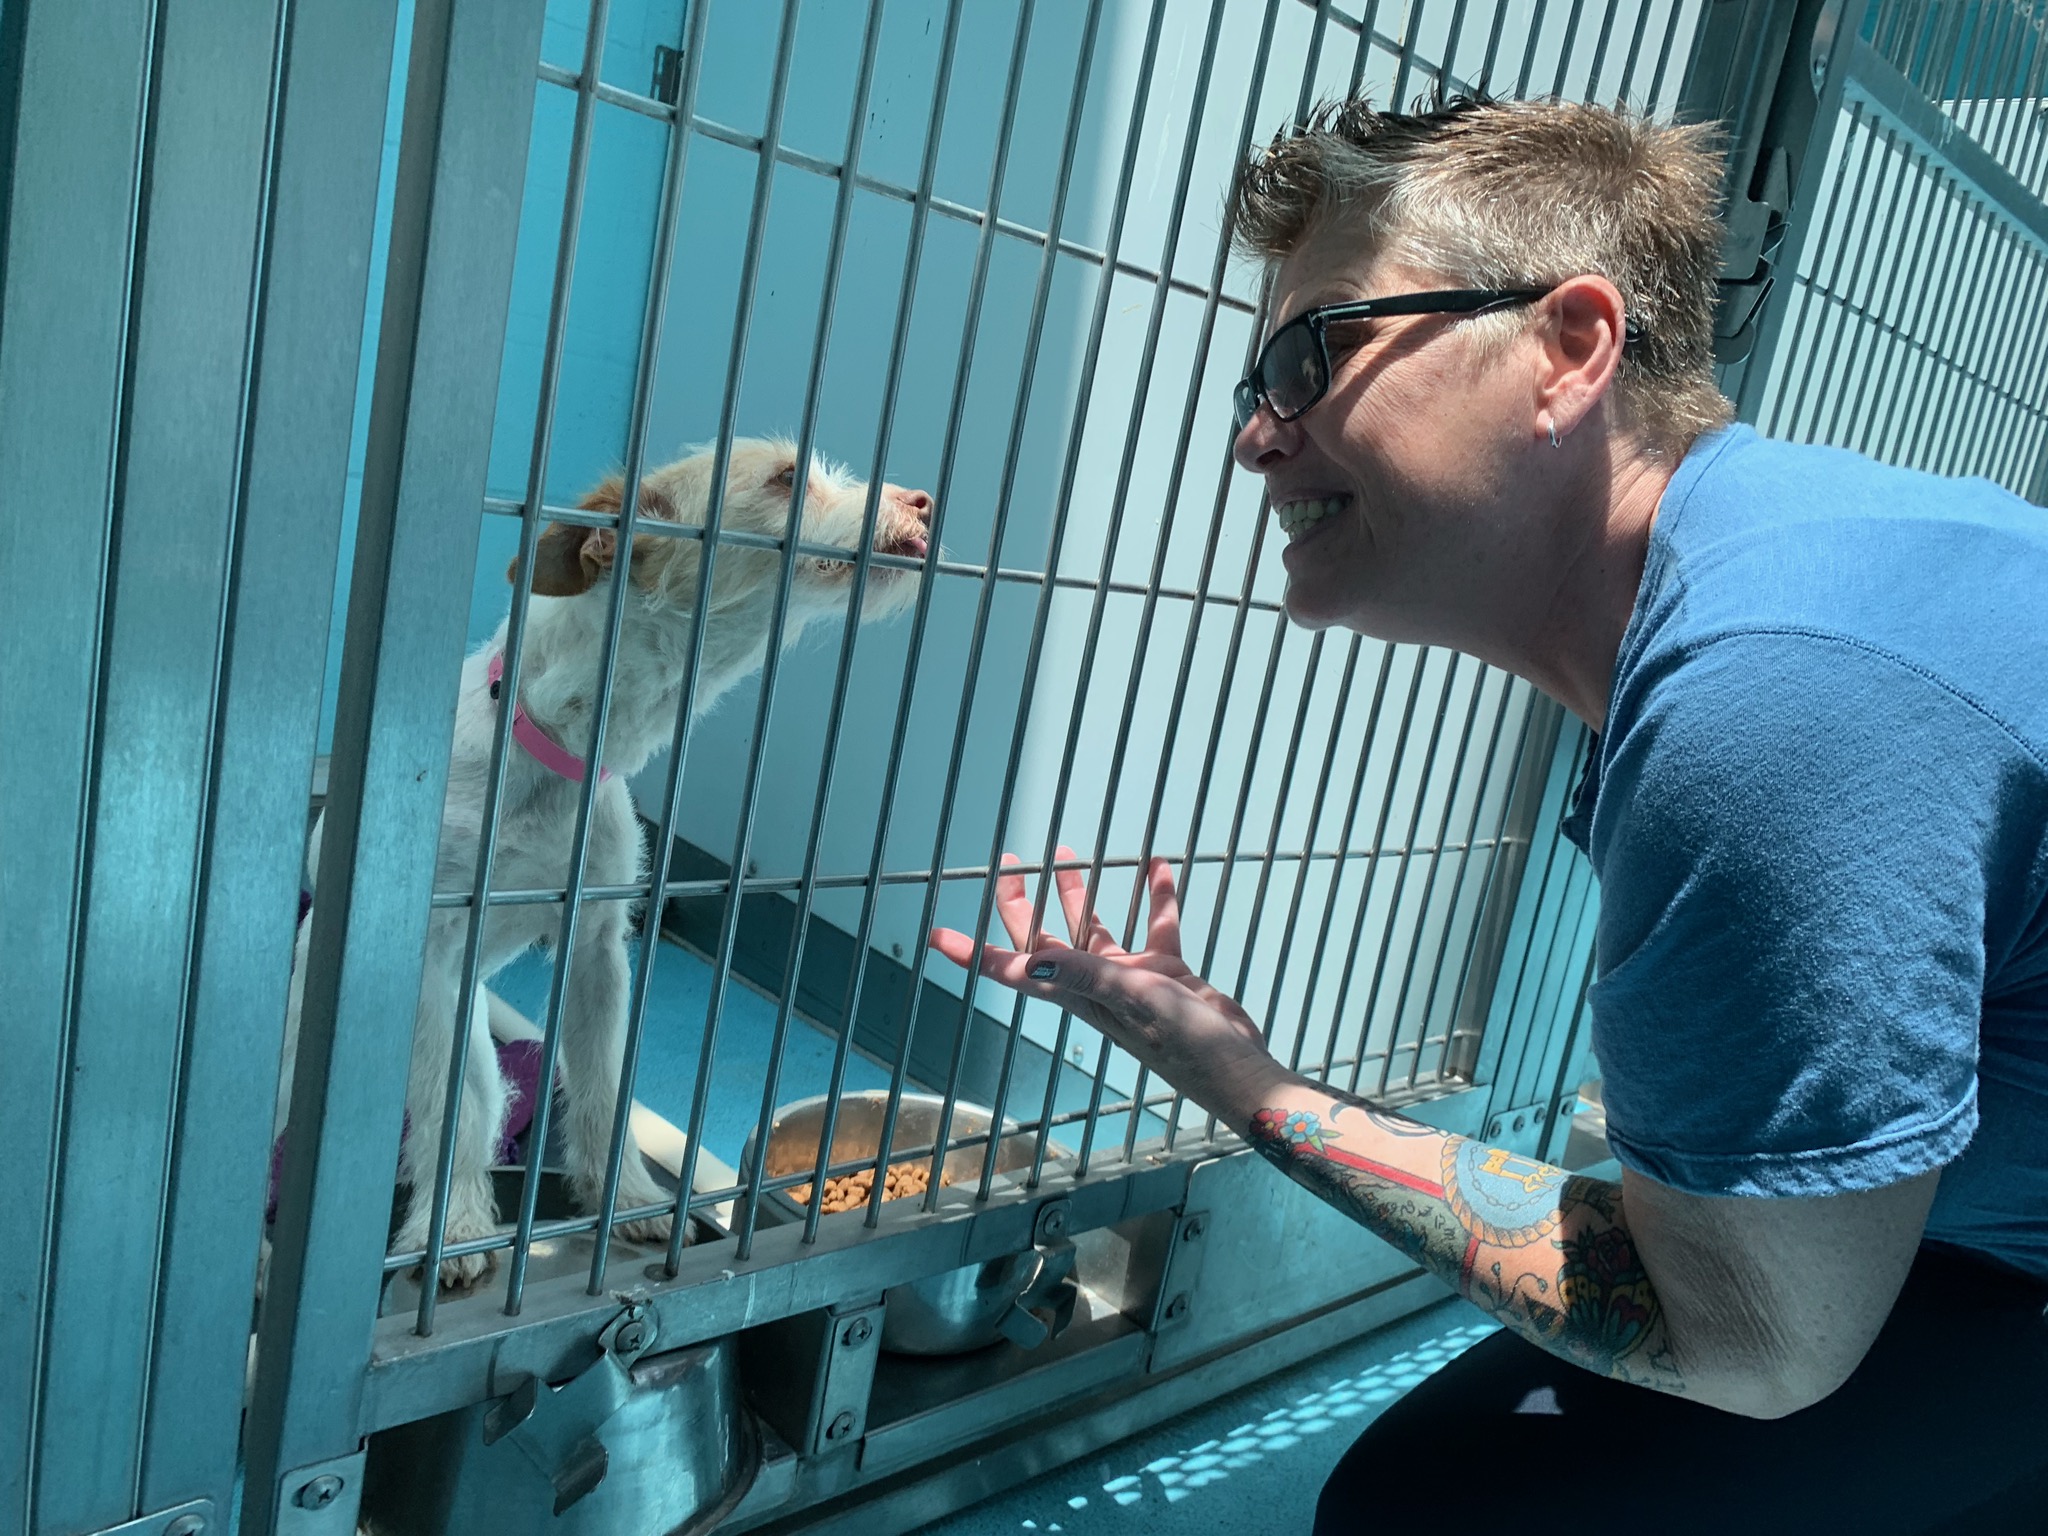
[560,909,674,1244]
[392,944,508,1290]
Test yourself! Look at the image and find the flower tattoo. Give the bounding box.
[1252,1106,1338,1153]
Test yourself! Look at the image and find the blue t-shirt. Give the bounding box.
[1562,424,2048,1279]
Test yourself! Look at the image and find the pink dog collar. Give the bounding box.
[487,652,614,784]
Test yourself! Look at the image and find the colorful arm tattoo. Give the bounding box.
[1247,1096,1686,1394]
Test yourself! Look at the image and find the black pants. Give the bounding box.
[1316,1245,2048,1535]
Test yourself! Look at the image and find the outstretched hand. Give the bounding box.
[927,848,1279,1114]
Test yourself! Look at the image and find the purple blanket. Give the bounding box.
[269,894,553,1220]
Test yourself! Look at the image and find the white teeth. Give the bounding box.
[1275,496,1349,539]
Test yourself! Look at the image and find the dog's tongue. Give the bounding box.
[901,534,929,558]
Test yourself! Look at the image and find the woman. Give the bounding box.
[932,96,2048,1533]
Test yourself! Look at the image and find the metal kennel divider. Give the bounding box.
[1726,0,2048,498]
[1,2,406,1535]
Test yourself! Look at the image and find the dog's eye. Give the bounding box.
[768,463,798,491]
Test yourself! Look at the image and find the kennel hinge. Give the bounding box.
[1143,1208,1211,1375]
[271,1448,367,1536]
[1714,144,1789,364]
[85,1499,217,1536]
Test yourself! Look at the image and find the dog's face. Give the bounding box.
[517,438,933,626]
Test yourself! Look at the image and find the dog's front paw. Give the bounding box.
[392,1206,502,1293]
[581,1164,676,1248]
[428,1244,498,1293]
[612,1209,675,1246]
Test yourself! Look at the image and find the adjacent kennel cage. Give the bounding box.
[3,2,2046,1535]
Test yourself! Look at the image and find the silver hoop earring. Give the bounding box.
[1547,420,1561,449]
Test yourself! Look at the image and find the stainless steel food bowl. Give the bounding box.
[738,1091,1075,1355]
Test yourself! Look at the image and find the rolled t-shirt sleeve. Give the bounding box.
[1588,630,1995,1197]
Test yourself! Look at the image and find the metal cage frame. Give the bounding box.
[5,2,2046,1534]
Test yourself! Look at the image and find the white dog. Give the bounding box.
[279,437,933,1288]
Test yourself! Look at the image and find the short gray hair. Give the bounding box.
[1230,96,1734,459]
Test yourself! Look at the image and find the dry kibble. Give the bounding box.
[790,1162,943,1214]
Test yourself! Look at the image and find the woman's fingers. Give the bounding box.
[1053,845,1125,956]
[926,925,993,971]
[991,852,1063,952]
[927,926,1116,1016]
[1145,857,1185,959]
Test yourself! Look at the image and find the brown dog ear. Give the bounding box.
[506,475,675,593]
[513,521,614,595]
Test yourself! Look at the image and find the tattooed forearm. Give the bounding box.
[1247,1097,1685,1394]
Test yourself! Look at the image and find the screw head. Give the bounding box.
[1513,1113,1527,1132]
[825,1410,857,1441]
[295,1474,345,1509]
[1182,1216,1205,1242]
[1487,1119,1502,1139]
[1163,1292,1190,1322]
[1041,1206,1067,1237]
[841,1316,873,1348]
[165,1517,206,1536]
[614,1320,650,1354]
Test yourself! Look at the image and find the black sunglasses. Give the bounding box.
[1234,285,1585,432]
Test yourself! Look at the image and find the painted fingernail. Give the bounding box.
[1028,961,1058,980]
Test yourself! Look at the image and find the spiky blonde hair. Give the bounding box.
[1230,95,1734,459]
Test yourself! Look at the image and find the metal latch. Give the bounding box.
[87,1499,215,1536]
[1715,145,1790,364]
[481,1302,657,1515]
[999,1199,1081,1349]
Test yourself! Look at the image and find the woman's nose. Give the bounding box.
[1232,405,1297,473]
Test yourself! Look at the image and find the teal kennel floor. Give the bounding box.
[906,1299,1499,1535]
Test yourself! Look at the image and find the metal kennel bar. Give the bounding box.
[1717,0,2048,493]
[414,0,630,1334]
[245,0,553,1529]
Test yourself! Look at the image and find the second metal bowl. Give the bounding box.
[738,1091,1073,1355]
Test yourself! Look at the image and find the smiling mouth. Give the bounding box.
[1274,495,1349,541]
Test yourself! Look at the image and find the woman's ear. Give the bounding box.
[1536,274,1630,438]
